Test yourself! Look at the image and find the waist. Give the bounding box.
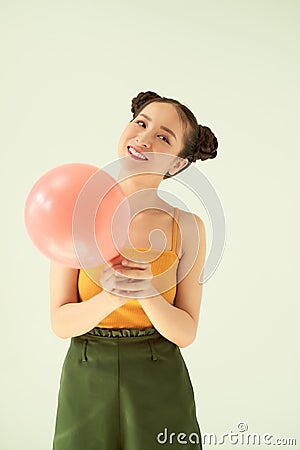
[83,326,160,338]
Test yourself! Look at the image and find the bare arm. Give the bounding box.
[50,262,127,339]
[138,214,206,348]
[136,294,196,348]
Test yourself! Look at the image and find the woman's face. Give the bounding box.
[118,102,188,177]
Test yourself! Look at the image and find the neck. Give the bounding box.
[117,170,166,217]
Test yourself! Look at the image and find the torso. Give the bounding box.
[126,204,184,259]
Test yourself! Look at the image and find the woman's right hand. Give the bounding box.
[99,255,131,307]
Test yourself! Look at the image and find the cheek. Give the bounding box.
[119,125,134,144]
[117,130,129,153]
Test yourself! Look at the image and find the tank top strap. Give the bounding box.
[171,207,179,254]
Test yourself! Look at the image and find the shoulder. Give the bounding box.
[178,209,204,227]
[176,209,206,258]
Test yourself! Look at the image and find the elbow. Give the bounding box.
[177,329,197,348]
[50,307,73,339]
[175,315,198,348]
[55,332,70,340]
[50,317,70,340]
[51,324,70,340]
[177,336,196,349]
[178,339,195,349]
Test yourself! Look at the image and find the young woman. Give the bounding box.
[51,91,218,450]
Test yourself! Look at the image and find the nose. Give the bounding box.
[135,130,153,148]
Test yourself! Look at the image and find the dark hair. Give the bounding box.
[130,91,218,179]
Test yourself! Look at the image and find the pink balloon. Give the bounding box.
[24,163,131,268]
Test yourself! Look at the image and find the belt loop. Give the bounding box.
[148,339,158,361]
[81,339,88,362]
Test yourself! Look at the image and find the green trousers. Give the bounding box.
[52,327,202,449]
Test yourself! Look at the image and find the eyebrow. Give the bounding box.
[139,113,177,141]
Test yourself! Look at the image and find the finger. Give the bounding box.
[100,270,114,284]
[102,263,124,276]
[107,288,132,297]
[114,281,142,292]
[114,278,151,292]
[114,267,152,279]
[101,267,133,285]
[121,259,149,269]
[100,266,122,283]
[102,263,113,273]
[101,270,142,289]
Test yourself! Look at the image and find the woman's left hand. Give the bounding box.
[102,257,158,299]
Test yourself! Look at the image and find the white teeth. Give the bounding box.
[128,146,147,160]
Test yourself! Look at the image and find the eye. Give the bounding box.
[159,135,170,144]
[134,119,170,144]
[135,120,146,128]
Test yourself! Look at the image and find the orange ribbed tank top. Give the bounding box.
[77,208,180,329]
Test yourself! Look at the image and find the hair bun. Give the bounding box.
[192,124,218,162]
[131,91,162,116]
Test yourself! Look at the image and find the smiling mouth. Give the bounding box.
[127,146,148,160]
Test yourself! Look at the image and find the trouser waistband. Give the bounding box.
[76,327,163,362]
[83,326,160,338]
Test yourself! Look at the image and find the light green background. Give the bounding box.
[1,0,299,448]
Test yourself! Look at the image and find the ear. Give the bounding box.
[167,157,189,176]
